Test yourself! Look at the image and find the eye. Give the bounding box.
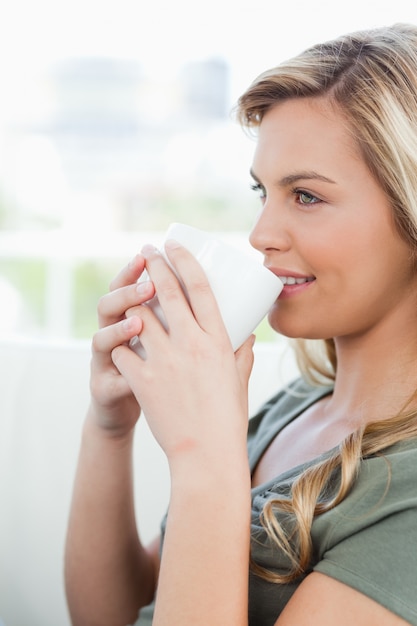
[294,189,321,205]
[250,182,266,201]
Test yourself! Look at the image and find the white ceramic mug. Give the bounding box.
[130,223,283,357]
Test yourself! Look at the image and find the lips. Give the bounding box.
[266,269,316,299]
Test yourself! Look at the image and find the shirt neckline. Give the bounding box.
[250,383,334,495]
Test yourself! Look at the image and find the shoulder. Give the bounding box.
[313,437,417,625]
[314,436,417,548]
[356,437,417,509]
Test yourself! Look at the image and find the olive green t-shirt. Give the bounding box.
[248,378,417,625]
[134,378,417,625]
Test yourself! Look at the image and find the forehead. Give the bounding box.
[252,97,360,173]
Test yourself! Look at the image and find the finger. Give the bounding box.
[141,244,196,331]
[97,280,155,328]
[90,364,134,406]
[111,343,145,393]
[109,254,146,292]
[92,316,143,371]
[125,301,171,358]
[162,240,228,340]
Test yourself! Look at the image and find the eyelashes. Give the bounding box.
[250,182,266,200]
[250,182,321,206]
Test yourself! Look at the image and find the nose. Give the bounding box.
[249,201,291,255]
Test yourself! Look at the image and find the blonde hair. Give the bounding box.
[236,23,417,583]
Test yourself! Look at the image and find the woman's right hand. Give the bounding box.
[88,253,155,436]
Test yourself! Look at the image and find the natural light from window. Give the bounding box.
[1,0,416,340]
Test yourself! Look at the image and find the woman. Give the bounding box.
[65,24,417,625]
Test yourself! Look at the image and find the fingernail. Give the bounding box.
[141,244,158,258]
[136,280,151,294]
[122,317,134,330]
[164,238,181,250]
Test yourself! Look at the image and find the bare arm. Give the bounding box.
[65,255,161,626]
[276,572,411,626]
[153,446,252,625]
[65,413,159,626]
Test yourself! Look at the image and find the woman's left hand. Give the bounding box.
[111,239,255,467]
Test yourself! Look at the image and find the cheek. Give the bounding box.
[299,235,352,277]
[313,222,379,275]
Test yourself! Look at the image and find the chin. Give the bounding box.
[268,312,330,341]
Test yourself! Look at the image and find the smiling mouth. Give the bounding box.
[278,276,315,285]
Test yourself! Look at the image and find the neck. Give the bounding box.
[328,319,417,427]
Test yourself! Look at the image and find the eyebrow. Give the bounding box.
[250,168,336,186]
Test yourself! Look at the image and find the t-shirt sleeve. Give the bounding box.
[313,442,417,625]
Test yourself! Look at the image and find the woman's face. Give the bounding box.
[249,97,417,341]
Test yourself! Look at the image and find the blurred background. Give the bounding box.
[1,0,417,342]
